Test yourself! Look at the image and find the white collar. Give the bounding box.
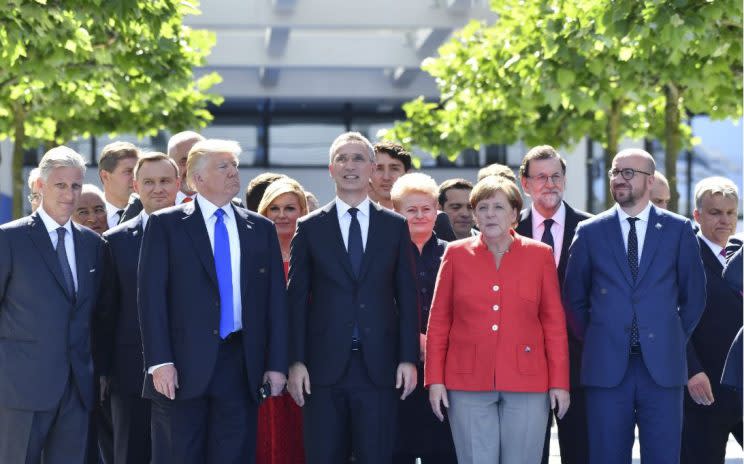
[698,232,725,260]
[616,201,652,223]
[335,197,371,218]
[531,201,566,227]
[196,194,235,222]
[37,205,73,233]
[140,210,150,229]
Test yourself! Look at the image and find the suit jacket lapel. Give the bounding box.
[698,236,723,274]
[560,202,581,274]
[604,211,634,286]
[183,201,219,288]
[27,214,72,299]
[321,202,355,281]
[515,209,533,238]
[358,203,383,281]
[636,207,663,283]
[71,223,90,303]
[233,206,255,305]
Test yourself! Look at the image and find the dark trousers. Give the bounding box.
[0,375,89,464]
[150,336,256,464]
[110,390,151,464]
[540,386,589,464]
[95,394,114,464]
[681,388,743,464]
[585,354,683,464]
[303,351,398,464]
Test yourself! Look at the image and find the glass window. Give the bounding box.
[270,123,345,166]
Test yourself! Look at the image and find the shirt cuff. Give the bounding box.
[147,362,174,374]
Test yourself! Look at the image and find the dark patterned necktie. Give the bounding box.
[348,208,363,277]
[627,217,640,347]
[56,227,76,299]
[541,218,555,249]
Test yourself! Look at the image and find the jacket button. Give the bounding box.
[492,304,499,311]
[213,329,219,336]
[492,285,500,292]
[648,333,655,340]
[492,324,499,331]
[360,304,365,309]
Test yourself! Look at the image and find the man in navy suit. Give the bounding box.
[96,152,181,463]
[563,148,706,464]
[681,177,742,463]
[0,146,105,463]
[287,132,418,463]
[138,139,288,464]
[515,145,592,464]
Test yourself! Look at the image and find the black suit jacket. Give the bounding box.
[287,200,418,387]
[0,213,104,411]
[95,214,146,395]
[686,238,742,406]
[137,200,288,401]
[516,201,591,387]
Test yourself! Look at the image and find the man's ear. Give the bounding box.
[100,170,109,184]
[693,208,700,223]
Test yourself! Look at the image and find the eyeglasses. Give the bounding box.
[608,168,652,181]
[27,193,40,203]
[526,173,564,186]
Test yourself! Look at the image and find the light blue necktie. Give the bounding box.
[214,209,234,338]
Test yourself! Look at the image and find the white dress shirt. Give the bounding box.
[37,206,78,291]
[335,197,371,250]
[698,232,726,266]
[617,202,652,262]
[196,195,243,332]
[531,202,566,267]
[140,211,150,230]
[105,200,124,229]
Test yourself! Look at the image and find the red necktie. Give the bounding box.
[182,197,193,204]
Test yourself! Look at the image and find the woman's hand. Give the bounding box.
[549,388,570,419]
[429,383,449,422]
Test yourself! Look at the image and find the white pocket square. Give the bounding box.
[89,268,96,273]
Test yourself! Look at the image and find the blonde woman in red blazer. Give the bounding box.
[425,176,570,464]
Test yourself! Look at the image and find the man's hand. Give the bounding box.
[152,364,179,400]
[429,383,449,422]
[687,372,715,406]
[549,388,570,420]
[99,376,111,404]
[396,362,417,400]
[288,362,311,407]
[263,371,287,396]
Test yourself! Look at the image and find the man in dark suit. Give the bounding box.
[563,148,706,464]
[515,145,592,464]
[287,132,418,463]
[138,139,288,464]
[96,153,181,463]
[0,146,105,463]
[681,177,742,463]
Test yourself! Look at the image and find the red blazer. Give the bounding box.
[424,231,569,392]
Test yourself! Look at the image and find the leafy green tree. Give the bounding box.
[0,0,222,218]
[385,0,741,210]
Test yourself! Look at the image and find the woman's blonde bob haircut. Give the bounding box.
[257,177,309,218]
[390,173,439,210]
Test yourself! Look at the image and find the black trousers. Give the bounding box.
[110,390,151,464]
[150,336,257,464]
[681,388,743,464]
[540,386,589,464]
[303,351,398,464]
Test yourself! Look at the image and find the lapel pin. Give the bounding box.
[133,230,139,236]
[655,223,662,229]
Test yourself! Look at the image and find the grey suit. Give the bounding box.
[0,212,104,463]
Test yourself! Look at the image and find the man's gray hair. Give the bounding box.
[38,146,86,181]
[694,176,739,209]
[167,131,205,157]
[328,132,375,164]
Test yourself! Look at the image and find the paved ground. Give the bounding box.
[546,424,743,463]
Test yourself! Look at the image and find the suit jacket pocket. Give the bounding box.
[447,342,475,374]
[516,343,538,375]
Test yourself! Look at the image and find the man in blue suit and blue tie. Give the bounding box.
[0,146,105,463]
[563,148,706,464]
[138,139,288,464]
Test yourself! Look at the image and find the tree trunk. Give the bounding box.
[604,98,622,208]
[11,105,27,220]
[664,83,681,213]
